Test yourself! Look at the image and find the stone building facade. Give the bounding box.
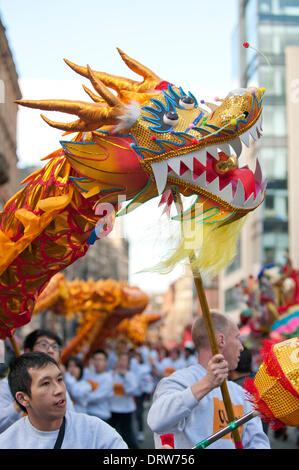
[0,16,21,208]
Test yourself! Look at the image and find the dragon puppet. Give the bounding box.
[0,49,266,339]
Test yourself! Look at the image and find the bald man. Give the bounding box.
[148,312,270,449]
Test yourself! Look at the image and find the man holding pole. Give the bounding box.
[147,312,270,449]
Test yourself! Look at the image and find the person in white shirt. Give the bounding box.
[151,347,172,379]
[130,350,155,442]
[64,356,93,413]
[0,352,127,449]
[109,352,139,448]
[86,349,113,422]
[183,344,198,367]
[0,329,74,434]
[168,347,186,372]
[147,312,270,449]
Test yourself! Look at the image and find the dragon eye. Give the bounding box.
[163,111,179,126]
[179,95,195,109]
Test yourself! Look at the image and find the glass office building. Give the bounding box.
[237,0,299,265]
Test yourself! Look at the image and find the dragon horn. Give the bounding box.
[116,48,160,82]
[82,84,105,103]
[40,115,96,132]
[14,99,89,115]
[15,93,123,133]
[86,65,121,107]
[64,58,137,92]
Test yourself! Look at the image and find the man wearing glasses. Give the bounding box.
[0,329,74,434]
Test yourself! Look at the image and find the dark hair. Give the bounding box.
[92,349,108,359]
[8,352,59,412]
[65,356,84,380]
[23,329,63,351]
[236,347,252,373]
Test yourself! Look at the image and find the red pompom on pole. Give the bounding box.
[160,433,174,448]
[243,42,250,48]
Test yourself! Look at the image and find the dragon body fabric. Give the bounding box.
[0,49,265,339]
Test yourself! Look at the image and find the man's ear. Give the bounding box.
[15,391,30,409]
[216,333,225,349]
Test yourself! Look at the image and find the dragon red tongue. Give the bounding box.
[230,169,256,198]
[218,168,256,199]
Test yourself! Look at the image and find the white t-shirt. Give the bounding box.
[86,371,113,420]
[109,371,138,413]
[64,372,92,413]
[0,410,127,449]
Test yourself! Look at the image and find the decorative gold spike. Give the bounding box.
[82,84,105,103]
[86,65,120,107]
[64,58,137,93]
[40,115,97,132]
[14,99,88,116]
[116,48,160,82]
[14,49,162,132]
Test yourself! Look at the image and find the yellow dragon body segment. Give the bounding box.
[0,49,265,338]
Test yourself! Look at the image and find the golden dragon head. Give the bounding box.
[16,48,265,228]
[15,49,265,276]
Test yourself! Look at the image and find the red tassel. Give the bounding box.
[235,441,244,449]
[160,433,174,448]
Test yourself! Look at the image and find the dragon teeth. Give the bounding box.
[256,114,263,132]
[254,159,263,185]
[243,192,256,208]
[229,138,242,158]
[196,171,207,186]
[151,161,168,194]
[167,158,181,174]
[206,145,219,160]
[232,179,246,206]
[167,149,207,176]
[219,183,233,203]
[260,178,267,192]
[180,154,194,171]
[239,130,250,147]
[196,148,206,166]
[249,126,259,141]
[217,142,230,156]
[206,176,220,194]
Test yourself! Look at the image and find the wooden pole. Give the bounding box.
[174,191,243,448]
[193,274,243,448]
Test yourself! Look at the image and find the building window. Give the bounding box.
[263,190,288,221]
[263,232,289,264]
[259,65,285,97]
[259,0,299,16]
[259,146,287,180]
[262,104,286,137]
[259,23,299,56]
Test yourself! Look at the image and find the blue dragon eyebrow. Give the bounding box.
[192,111,205,126]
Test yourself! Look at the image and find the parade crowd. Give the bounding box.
[0,328,198,449]
[2,312,296,450]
